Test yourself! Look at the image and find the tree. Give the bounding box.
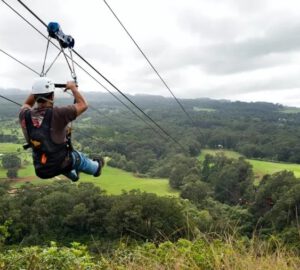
[181,181,210,204]
[6,168,18,179]
[105,191,188,241]
[213,158,254,205]
[256,183,300,245]
[2,154,21,170]
[251,171,297,219]
[2,154,21,179]
[169,155,201,189]
[186,140,201,156]
[201,154,254,205]
[169,164,191,189]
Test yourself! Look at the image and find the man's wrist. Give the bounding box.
[71,87,78,92]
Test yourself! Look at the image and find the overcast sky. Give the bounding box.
[1,0,300,106]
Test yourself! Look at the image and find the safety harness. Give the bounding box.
[24,108,73,178]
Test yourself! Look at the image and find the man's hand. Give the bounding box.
[65,81,78,92]
[66,81,88,116]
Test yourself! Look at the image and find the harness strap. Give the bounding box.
[66,126,73,151]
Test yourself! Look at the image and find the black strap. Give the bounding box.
[40,108,52,130]
[24,109,33,132]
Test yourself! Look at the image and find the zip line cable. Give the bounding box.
[11,0,186,151]
[0,90,158,147]
[0,49,40,76]
[0,95,22,106]
[63,91,125,126]
[1,0,179,148]
[72,49,184,147]
[0,92,161,150]
[0,49,132,133]
[0,46,167,141]
[0,0,159,132]
[0,93,106,145]
[0,48,40,76]
[102,0,201,131]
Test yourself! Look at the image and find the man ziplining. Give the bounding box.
[17,22,104,181]
[19,77,104,181]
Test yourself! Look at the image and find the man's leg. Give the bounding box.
[72,150,100,176]
[63,150,103,181]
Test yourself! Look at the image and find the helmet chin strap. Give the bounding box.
[36,96,54,104]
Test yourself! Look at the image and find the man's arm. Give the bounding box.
[65,81,88,116]
[19,94,35,144]
[21,94,35,110]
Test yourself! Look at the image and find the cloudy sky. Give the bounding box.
[1,0,300,106]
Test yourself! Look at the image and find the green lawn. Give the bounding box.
[0,143,28,178]
[0,143,176,196]
[0,143,31,166]
[79,166,178,196]
[199,149,300,180]
[18,165,36,177]
[247,159,300,178]
[0,123,23,138]
[0,143,22,153]
[1,162,39,181]
[279,107,300,114]
[9,164,178,197]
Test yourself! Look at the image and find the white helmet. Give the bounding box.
[32,77,55,94]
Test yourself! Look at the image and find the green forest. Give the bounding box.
[0,92,300,269]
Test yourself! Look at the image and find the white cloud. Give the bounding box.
[1,0,300,106]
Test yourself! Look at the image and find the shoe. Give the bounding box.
[93,157,105,177]
[71,173,80,182]
[68,169,80,182]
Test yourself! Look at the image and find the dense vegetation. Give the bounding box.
[1,91,300,268]
[0,181,187,245]
[2,91,300,175]
[67,94,300,173]
[1,162,299,247]
[1,238,299,269]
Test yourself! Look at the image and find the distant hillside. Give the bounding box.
[0,87,287,112]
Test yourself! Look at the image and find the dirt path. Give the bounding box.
[12,176,38,183]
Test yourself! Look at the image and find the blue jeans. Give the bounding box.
[63,150,99,181]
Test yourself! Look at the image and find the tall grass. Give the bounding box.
[210,235,300,270]
[2,237,298,270]
[100,236,300,270]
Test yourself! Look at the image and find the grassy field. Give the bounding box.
[0,142,23,153]
[10,165,178,196]
[79,166,177,196]
[279,107,300,114]
[0,121,23,138]
[3,142,300,193]
[199,149,300,180]
[0,143,32,178]
[0,143,177,196]
[248,159,300,178]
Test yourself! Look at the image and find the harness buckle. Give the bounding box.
[30,139,41,149]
